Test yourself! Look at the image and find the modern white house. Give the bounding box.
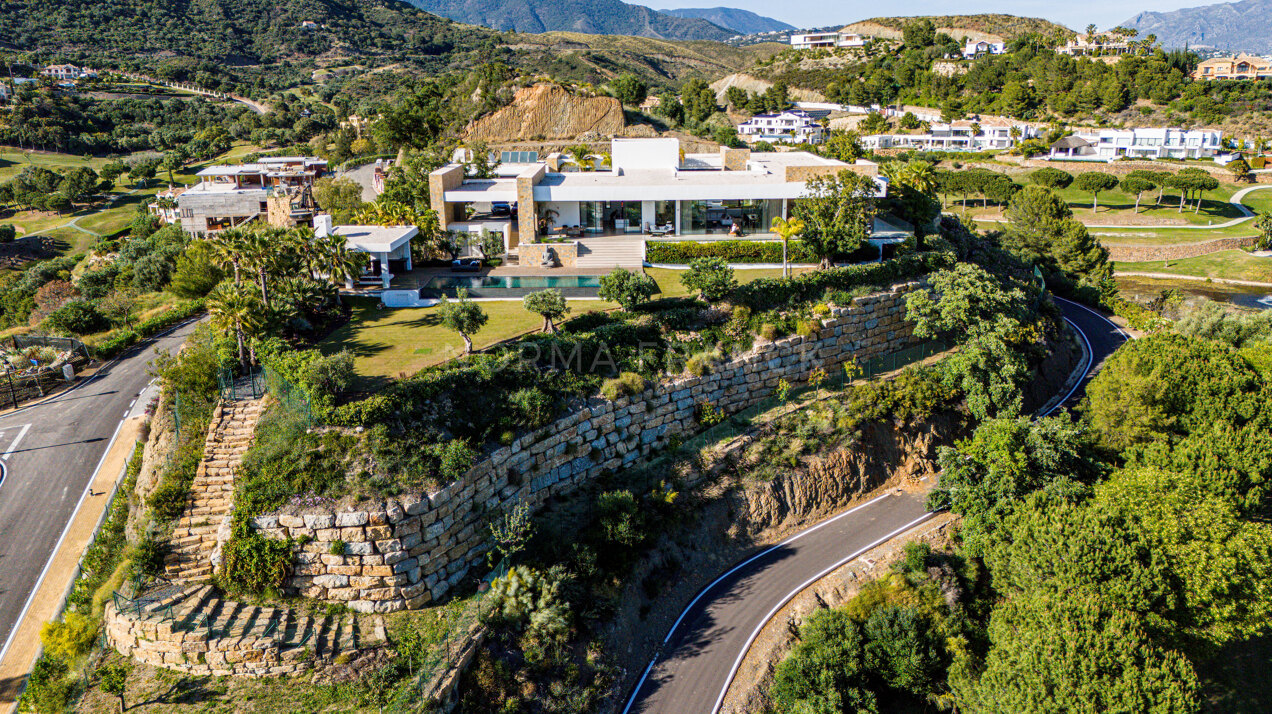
[429,138,887,268]
[862,122,1038,152]
[790,30,867,50]
[1056,34,1132,57]
[163,157,328,234]
[1048,128,1224,161]
[313,214,417,289]
[963,40,1006,57]
[737,110,827,145]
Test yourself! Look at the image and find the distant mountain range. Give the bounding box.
[1121,0,1272,52]
[661,7,793,34]
[406,0,736,40]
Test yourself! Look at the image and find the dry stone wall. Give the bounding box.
[249,282,925,613]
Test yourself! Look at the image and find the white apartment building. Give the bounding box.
[429,138,887,252]
[790,30,867,50]
[1048,128,1224,161]
[164,156,328,234]
[737,110,827,145]
[862,122,1038,152]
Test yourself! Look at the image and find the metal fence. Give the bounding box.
[0,334,93,410]
[11,333,91,360]
[218,366,267,401]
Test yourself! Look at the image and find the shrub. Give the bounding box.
[686,350,719,376]
[132,253,173,292]
[695,400,726,426]
[601,371,647,400]
[19,654,72,713]
[598,268,657,310]
[797,320,821,338]
[681,257,737,302]
[219,521,294,594]
[759,323,779,340]
[168,240,224,298]
[44,299,108,334]
[646,240,819,264]
[329,539,346,556]
[596,490,644,548]
[730,252,953,311]
[508,387,554,428]
[39,612,97,661]
[0,224,15,243]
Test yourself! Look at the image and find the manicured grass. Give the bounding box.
[948,181,1245,226]
[1115,250,1272,284]
[0,149,121,183]
[320,296,619,382]
[1088,223,1259,245]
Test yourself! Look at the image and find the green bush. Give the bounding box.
[43,299,108,335]
[730,252,953,312]
[647,240,819,264]
[600,371,647,400]
[19,654,73,713]
[39,612,98,662]
[508,387,554,428]
[598,268,657,310]
[219,520,294,594]
[681,257,737,302]
[759,323,779,340]
[686,350,719,376]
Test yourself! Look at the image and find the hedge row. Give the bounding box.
[94,299,206,359]
[646,240,820,264]
[729,251,954,311]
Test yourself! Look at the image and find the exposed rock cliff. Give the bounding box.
[463,83,626,142]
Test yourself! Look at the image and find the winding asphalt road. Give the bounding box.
[624,297,1128,714]
[0,320,200,666]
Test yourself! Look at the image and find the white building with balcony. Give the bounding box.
[737,110,827,145]
[862,122,1038,152]
[1048,128,1224,160]
[790,30,867,50]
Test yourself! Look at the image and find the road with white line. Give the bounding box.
[0,321,199,667]
[623,297,1128,714]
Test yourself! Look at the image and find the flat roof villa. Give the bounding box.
[1049,128,1223,161]
[160,156,328,234]
[314,214,417,289]
[429,138,886,270]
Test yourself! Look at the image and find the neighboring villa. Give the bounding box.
[737,109,827,145]
[963,40,1006,58]
[313,214,417,289]
[157,156,327,234]
[147,185,188,224]
[862,121,1038,152]
[1192,55,1272,81]
[789,29,867,50]
[428,137,887,266]
[41,64,97,81]
[1057,34,1132,57]
[1048,127,1224,160]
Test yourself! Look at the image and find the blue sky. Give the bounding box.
[641,0,1212,32]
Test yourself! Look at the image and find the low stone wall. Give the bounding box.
[249,282,926,613]
[518,241,578,268]
[1105,235,1258,262]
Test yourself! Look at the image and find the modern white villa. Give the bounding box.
[156,156,328,234]
[862,122,1039,152]
[1048,128,1224,161]
[789,30,867,50]
[428,138,888,269]
[737,110,827,145]
[313,214,417,289]
[963,41,1006,57]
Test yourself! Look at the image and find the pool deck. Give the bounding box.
[389,265,628,291]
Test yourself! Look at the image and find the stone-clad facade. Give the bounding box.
[249,281,925,613]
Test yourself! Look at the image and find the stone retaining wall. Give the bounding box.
[1105,235,1258,262]
[249,282,926,613]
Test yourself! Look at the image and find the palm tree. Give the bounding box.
[239,229,278,309]
[353,200,417,227]
[318,232,368,300]
[207,228,248,284]
[566,145,594,171]
[770,215,806,279]
[208,281,261,370]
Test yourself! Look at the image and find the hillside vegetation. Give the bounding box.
[511,32,785,84]
[406,0,733,41]
[846,14,1073,41]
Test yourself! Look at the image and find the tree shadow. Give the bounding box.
[129,675,217,708]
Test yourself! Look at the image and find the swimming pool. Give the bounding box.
[426,275,602,290]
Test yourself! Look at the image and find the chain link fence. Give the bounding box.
[0,334,93,410]
[218,366,267,402]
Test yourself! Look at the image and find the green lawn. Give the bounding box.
[321,268,818,383]
[1115,250,1272,284]
[949,181,1245,227]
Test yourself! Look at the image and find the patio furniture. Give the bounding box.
[564,226,584,238]
[648,223,675,237]
[451,258,482,272]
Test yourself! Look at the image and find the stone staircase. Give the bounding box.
[106,583,387,677]
[576,237,645,268]
[165,397,267,582]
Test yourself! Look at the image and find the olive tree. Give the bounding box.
[523,289,570,333]
[792,170,879,269]
[438,287,488,354]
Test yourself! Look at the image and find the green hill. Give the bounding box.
[407,0,734,41]
[0,0,489,65]
[846,14,1073,41]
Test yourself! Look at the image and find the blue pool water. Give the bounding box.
[426,275,602,289]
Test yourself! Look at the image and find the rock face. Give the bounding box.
[464,84,626,142]
[249,281,930,612]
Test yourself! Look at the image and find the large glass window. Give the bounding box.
[580,201,642,235]
[678,199,779,235]
[655,201,675,229]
